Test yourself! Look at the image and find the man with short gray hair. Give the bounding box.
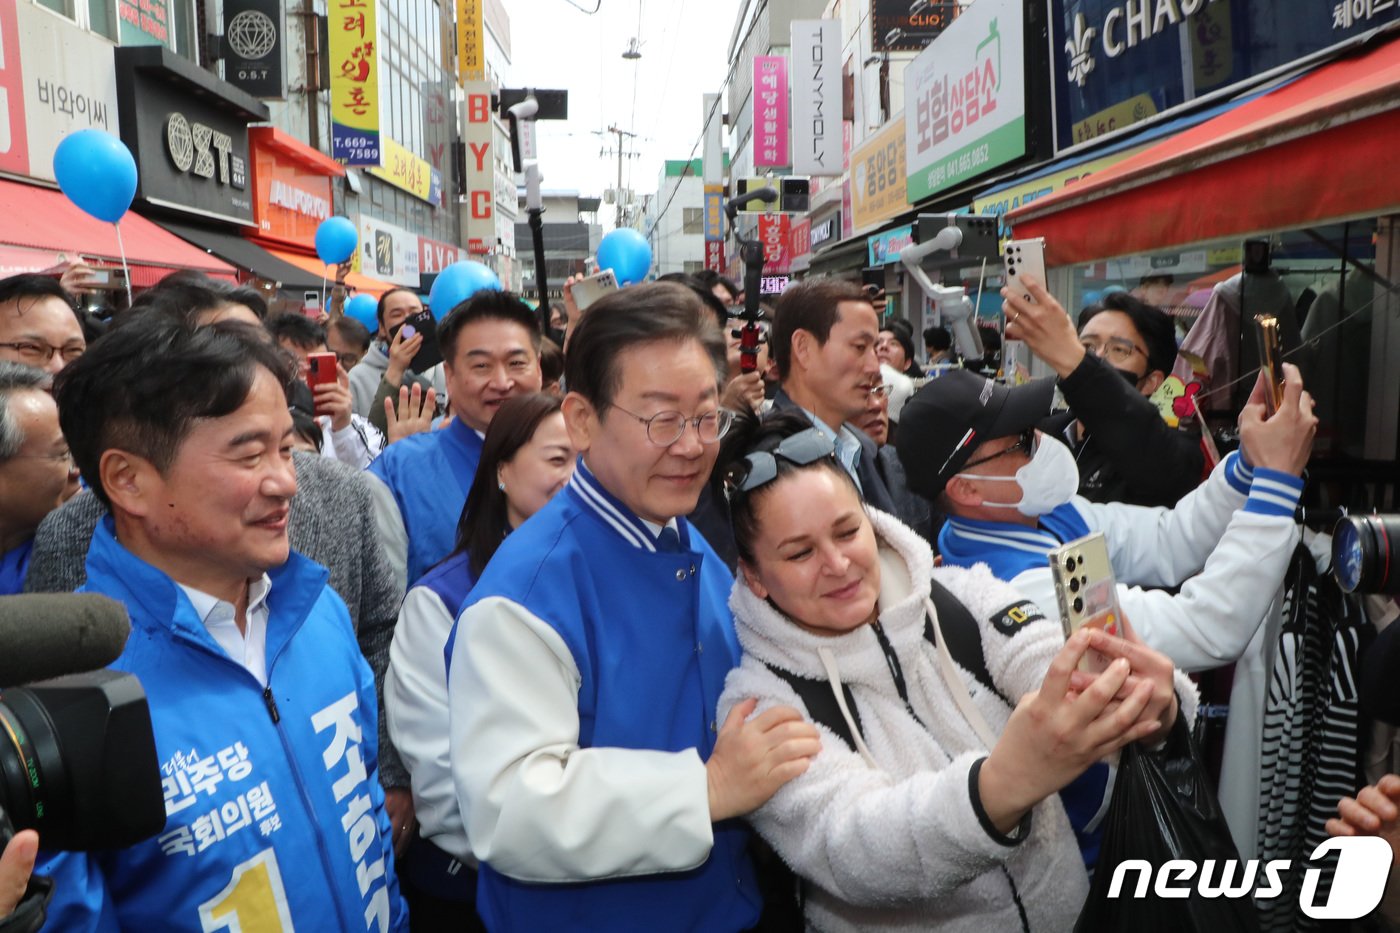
[0,360,78,593]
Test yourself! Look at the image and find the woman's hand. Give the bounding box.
[1066,620,1179,738]
[1001,275,1085,379]
[978,630,1163,833]
[385,383,438,444]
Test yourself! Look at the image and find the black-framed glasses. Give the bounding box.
[611,404,735,447]
[961,429,1036,471]
[0,340,84,366]
[1080,335,1145,366]
[723,427,836,495]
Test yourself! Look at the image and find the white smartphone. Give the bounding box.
[1003,237,1047,305]
[569,269,619,311]
[1047,532,1123,671]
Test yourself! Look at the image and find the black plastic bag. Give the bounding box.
[1075,717,1261,932]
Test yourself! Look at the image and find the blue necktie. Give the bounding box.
[656,526,682,553]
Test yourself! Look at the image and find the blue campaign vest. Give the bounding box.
[0,537,32,595]
[367,418,484,585]
[37,518,407,932]
[460,477,761,932]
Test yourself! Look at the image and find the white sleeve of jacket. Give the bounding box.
[325,414,385,471]
[386,584,470,861]
[365,471,408,595]
[449,595,714,882]
[718,667,1020,907]
[1079,452,1256,588]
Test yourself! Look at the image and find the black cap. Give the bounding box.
[896,370,1056,499]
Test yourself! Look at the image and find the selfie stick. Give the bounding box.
[725,186,778,373]
[524,164,548,330]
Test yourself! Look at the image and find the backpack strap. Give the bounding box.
[763,665,863,751]
[924,576,1013,708]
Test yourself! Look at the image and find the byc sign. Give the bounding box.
[1107,837,1392,920]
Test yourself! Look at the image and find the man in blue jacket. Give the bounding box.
[36,314,407,932]
[366,290,542,590]
[449,283,821,931]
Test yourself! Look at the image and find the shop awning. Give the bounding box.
[1006,34,1400,267]
[0,178,237,279]
[261,247,400,297]
[156,220,324,291]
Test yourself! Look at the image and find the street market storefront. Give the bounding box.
[1008,31,1400,468]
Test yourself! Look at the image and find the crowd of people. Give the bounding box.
[0,258,1396,932]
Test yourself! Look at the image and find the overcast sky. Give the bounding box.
[500,0,742,225]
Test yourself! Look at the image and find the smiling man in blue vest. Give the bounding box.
[448,283,821,931]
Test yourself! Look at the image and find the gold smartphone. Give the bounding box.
[1254,314,1285,416]
[1048,533,1123,671]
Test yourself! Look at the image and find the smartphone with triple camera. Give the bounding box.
[1048,532,1123,670]
[1253,314,1285,417]
[1003,237,1047,305]
[568,269,619,311]
[388,307,443,375]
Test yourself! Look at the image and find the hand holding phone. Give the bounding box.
[1003,238,1047,306]
[1048,532,1123,672]
[306,352,340,418]
[568,269,619,312]
[1253,314,1285,417]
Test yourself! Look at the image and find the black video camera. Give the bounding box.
[1334,514,1400,595]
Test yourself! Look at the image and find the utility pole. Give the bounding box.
[602,124,639,227]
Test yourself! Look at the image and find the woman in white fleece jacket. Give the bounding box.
[715,414,1197,932]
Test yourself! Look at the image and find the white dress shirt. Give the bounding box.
[178,575,274,686]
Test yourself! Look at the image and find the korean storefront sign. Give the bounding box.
[223,0,285,99]
[458,0,484,83]
[753,56,789,169]
[1048,0,1399,153]
[418,235,464,274]
[703,185,724,241]
[704,240,725,273]
[329,0,381,166]
[790,20,841,176]
[871,0,957,52]
[0,2,119,181]
[250,137,335,249]
[358,214,420,286]
[867,223,914,266]
[850,114,907,232]
[118,0,171,47]
[905,0,1025,203]
[759,213,791,273]
[369,136,441,205]
[788,217,812,263]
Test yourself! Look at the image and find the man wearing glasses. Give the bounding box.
[447,283,819,932]
[1006,282,1204,508]
[0,274,86,377]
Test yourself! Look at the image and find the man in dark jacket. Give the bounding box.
[768,278,936,540]
[1008,280,1204,508]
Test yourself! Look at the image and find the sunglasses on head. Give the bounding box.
[723,428,836,496]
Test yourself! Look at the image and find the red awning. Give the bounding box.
[0,178,238,279]
[263,246,399,298]
[1006,35,1400,267]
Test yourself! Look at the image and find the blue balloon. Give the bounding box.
[344,293,379,331]
[315,217,359,265]
[428,261,501,320]
[596,228,652,286]
[52,130,137,224]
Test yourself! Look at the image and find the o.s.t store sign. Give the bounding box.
[115,46,267,225]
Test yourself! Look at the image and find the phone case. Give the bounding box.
[570,270,619,311]
[1004,237,1047,305]
[1047,532,1123,642]
[1253,314,1284,416]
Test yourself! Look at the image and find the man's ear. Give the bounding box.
[738,559,768,599]
[942,475,983,509]
[1141,369,1166,397]
[790,328,815,374]
[561,391,597,453]
[99,449,161,518]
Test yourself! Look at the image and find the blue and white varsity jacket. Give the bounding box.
[447,461,762,932]
[36,517,408,933]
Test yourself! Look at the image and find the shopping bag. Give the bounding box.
[1075,717,1261,932]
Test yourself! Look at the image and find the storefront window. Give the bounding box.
[1057,219,1382,460]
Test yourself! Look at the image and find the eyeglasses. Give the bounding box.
[0,340,84,366]
[333,351,363,369]
[961,429,1036,470]
[611,404,735,447]
[12,448,75,468]
[1080,335,1145,366]
[723,427,836,495]
[865,383,891,399]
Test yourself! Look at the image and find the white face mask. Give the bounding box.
[958,432,1080,517]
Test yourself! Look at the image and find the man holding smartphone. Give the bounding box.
[898,362,1316,858]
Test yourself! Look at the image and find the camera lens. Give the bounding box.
[1069,577,1080,593]
[1334,514,1400,594]
[1065,556,1076,571]
[1072,597,1084,614]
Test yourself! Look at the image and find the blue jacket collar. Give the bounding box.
[565,458,691,553]
[937,501,1090,581]
[84,515,331,667]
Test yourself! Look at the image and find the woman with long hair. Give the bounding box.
[714,411,1194,931]
[384,392,574,932]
